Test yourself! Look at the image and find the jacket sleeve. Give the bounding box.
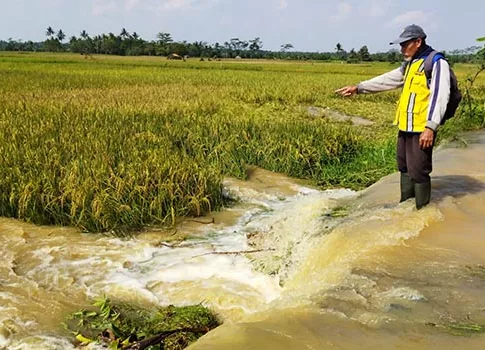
[426,59,451,131]
[357,66,405,93]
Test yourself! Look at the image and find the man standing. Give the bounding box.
[336,24,451,209]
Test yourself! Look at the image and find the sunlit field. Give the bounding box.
[1,52,483,233]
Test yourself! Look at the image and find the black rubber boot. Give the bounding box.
[415,181,431,210]
[400,172,415,203]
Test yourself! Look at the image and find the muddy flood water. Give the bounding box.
[2,133,485,349]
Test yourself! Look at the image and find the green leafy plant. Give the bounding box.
[65,296,220,350]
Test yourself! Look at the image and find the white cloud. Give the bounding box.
[387,10,438,33]
[389,10,429,26]
[92,0,118,16]
[330,2,352,22]
[369,0,391,17]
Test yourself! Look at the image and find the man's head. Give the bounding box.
[390,24,427,61]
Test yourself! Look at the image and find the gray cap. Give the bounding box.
[390,24,427,45]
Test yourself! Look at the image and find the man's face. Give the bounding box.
[400,38,422,61]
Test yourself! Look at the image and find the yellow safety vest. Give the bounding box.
[395,58,429,132]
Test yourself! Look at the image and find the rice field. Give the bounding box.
[0,52,483,234]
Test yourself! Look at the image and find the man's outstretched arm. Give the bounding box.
[336,66,405,96]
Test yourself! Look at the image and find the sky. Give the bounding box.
[1,0,484,53]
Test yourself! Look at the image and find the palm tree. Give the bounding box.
[57,29,66,42]
[44,26,62,51]
[46,26,55,38]
[80,30,89,40]
[335,42,346,60]
[120,28,129,39]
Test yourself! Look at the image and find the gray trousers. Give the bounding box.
[397,130,435,184]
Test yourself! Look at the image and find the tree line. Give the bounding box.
[0,27,483,63]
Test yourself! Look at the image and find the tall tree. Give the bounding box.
[280,43,294,52]
[44,26,61,51]
[249,37,263,51]
[335,42,346,60]
[120,27,129,39]
[57,29,66,42]
[358,45,371,61]
[347,48,359,63]
[156,32,173,56]
[92,35,102,54]
[25,40,34,51]
[80,30,89,40]
[156,32,172,45]
[45,26,55,38]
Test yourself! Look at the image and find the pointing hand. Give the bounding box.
[335,86,358,97]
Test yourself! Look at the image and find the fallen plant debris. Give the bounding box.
[65,296,220,349]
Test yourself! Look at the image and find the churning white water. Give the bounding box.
[0,168,354,349]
